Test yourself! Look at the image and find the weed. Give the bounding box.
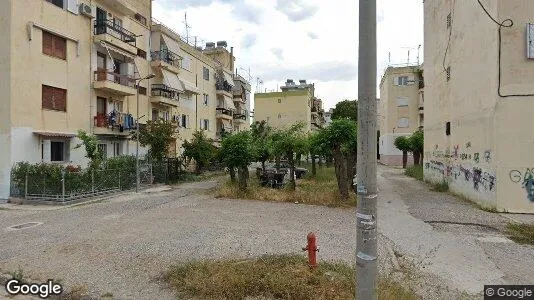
[101,292,114,298]
[9,267,24,282]
[430,181,449,192]
[506,222,534,245]
[405,165,424,181]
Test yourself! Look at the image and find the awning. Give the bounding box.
[162,70,184,91]
[224,96,236,110]
[99,41,134,60]
[223,72,234,86]
[180,80,201,94]
[33,131,76,138]
[161,35,181,56]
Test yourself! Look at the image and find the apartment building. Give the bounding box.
[378,65,423,166]
[424,0,534,212]
[254,79,324,132]
[0,0,152,199]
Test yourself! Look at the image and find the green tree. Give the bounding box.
[317,119,357,199]
[331,99,358,122]
[269,123,307,191]
[137,119,178,162]
[250,120,272,172]
[219,131,255,190]
[394,136,411,169]
[74,130,103,170]
[409,129,424,165]
[182,130,217,173]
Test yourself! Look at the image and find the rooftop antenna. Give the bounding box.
[417,44,421,65]
[183,12,191,43]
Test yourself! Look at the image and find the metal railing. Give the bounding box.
[216,82,233,93]
[233,109,247,120]
[94,70,135,88]
[216,107,233,116]
[94,19,136,46]
[151,84,180,100]
[151,49,182,68]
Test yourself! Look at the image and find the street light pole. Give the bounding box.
[356,0,378,299]
[135,74,155,193]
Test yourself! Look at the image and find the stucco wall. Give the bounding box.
[423,0,534,212]
[254,90,312,132]
[0,1,12,200]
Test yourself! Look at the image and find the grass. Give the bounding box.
[215,166,357,208]
[170,170,226,184]
[430,181,449,192]
[163,254,418,300]
[506,222,534,245]
[405,165,423,181]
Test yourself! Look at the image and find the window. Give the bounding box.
[112,101,123,113]
[138,86,147,95]
[50,141,65,162]
[396,76,409,86]
[396,97,409,107]
[42,31,66,60]
[113,142,121,157]
[42,85,67,112]
[137,48,147,59]
[446,122,451,136]
[203,67,210,81]
[397,118,410,128]
[113,17,122,29]
[152,109,159,121]
[163,111,170,121]
[202,119,210,130]
[98,144,107,159]
[203,94,209,106]
[46,0,64,9]
[181,115,189,128]
[134,13,147,26]
[278,113,282,119]
[278,99,281,103]
[181,55,191,71]
[97,97,107,114]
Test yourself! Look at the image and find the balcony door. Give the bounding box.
[96,7,107,34]
[97,52,107,81]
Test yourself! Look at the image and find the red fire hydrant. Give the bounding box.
[302,232,318,269]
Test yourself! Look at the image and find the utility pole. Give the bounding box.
[356,0,377,299]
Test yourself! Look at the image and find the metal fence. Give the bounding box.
[10,158,188,203]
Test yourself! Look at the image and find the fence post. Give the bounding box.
[91,170,95,195]
[61,170,65,202]
[24,171,28,199]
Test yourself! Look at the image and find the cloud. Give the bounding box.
[158,0,262,24]
[254,61,358,83]
[275,0,318,22]
[241,34,257,49]
[271,48,284,61]
[307,32,319,39]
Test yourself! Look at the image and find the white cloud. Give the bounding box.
[270,48,284,61]
[275,0,318,22]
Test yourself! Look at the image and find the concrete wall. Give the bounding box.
[254,90,312,132]
[0,1,12,200]
[423,0,534,212]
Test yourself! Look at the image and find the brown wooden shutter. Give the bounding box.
[42,85,53,110]
[54,35,67,59]
[42,85,67,111]
[42,31,54,56]
[54,87,67,111]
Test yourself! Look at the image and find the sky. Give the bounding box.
[152,0,424,110]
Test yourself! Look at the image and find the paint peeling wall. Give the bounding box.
[424,0,534,212]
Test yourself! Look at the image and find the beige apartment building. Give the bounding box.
[254,79,324,132]
[0,0,251,200]
[379,65,424,166]
[424,0,534,213]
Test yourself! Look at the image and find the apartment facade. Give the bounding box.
[254,79,324,132]
[424,0,534,212]
[378,66,423,166]
[0,0,251,200]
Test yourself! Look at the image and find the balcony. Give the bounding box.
[93,112,135,136]
[93,19,137,55]
[233,110,247,123]
[151,50,182,74]
[216,82,233,98]
[216,107,233,121]
[94,70,136,96]
[151,84,180,107]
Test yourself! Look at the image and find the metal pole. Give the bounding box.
[24,171,28,199]
[136,81,140,193]
[356,0,378,299]
[61,170,65,202]
[91,170,95,194]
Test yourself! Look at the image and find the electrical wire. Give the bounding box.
[442,0,456,74]
[476,0,534,97]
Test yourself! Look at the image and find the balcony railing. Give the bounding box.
[216,82,233,93]
[94,111,136,130]
[151,49,182,68]
[151,84,180,100]
[94,70,135,88]
[216,107,233,116]
[94,19,136,46]
[233,110,246,120]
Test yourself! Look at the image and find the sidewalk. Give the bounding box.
[377,165,534,295]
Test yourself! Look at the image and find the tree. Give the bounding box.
[331,99,358,122]
[74,130,103,170]
[269,123,307,191]
[137,119,177,162]
[219,131,255,190]
[409,130,424,165]
[394,136,411,169]
[250,121,272,172]
[182,130,217,173]
[317,119,357,199]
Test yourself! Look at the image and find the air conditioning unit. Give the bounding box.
[79,3,94,18]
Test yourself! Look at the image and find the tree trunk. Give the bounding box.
[311,154,317,176]
[326,156,333,168]
[402,151,408,169]
[296,153,302,166]
[229,167,236,183]
[237,166,247,190]
[288,153,296,191]
[318,156,323,168]
[261,160,266,172]
[333,147,349,200]
[413,151,421,165]
[346,150,357,194]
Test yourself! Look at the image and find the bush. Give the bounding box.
[405,165,423,181]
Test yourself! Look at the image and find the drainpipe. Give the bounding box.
[230,47,234,72]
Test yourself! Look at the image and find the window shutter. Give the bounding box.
[55,87,67,111]
[42,31,54,56]
[42,85,53,110]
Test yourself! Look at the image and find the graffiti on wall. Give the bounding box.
[425,161,496,193]
[510,169,534,201]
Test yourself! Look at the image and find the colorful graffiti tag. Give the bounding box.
[510,169,534,201]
